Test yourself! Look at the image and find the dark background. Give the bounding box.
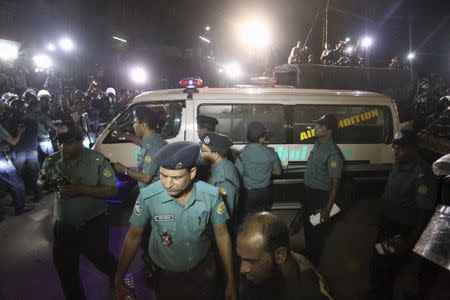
[1,0,449,88]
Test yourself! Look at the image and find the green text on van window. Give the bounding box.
[299,109,380,141]
[276,146,353,161]
[133,147,139,161]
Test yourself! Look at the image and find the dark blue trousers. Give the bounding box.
[0,154,26,216]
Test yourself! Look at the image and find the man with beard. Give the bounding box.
[38,121,118,300]
[115,141,237,300]
[237,212,333,300]
[200,132,239,215]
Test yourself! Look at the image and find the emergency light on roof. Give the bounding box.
[179,78,203,89]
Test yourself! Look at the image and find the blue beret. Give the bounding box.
[196,115,218,126]
[392,130,418,147]
[154,141,200,170]
[247,122,269,140]
[201,132,233,153]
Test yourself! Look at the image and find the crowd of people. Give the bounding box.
[0,71,142,221]
[288,38,368,67]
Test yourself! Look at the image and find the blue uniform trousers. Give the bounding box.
[0,154,26,216]
[53,213,117,300]
[13,150,40,198]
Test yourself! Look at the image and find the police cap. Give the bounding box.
[314,113,339,133]
[196,115,218,127]
[56,121,84,144]
[201,132,233,154]
[392,130,418,147]
[154,141,200,170]
[247,122,269,141]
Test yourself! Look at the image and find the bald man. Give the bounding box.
[236,212,333,300]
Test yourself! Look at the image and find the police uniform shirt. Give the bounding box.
[137,133,166,189]
[304,140,343,191]
[130,180,229,272]
[381,157,436,226]
[0,124,12,152]
[235,143,282,189]
[41,148,117,225]
[208,159,240,213]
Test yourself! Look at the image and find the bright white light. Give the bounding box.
[361,36,373,48]
[205,26,210,31]
[218,68,224,73]
[130,66,148,84]
[224,62,242,78]
[344,46,354,54]
[33,54,52,69]
[407,52,415,60]
[239,21,270,49]
[59,37,74,51]
[47,43,56,52]
[113,36,127,43]
[0,41,19,61]
[199,36,211,44]
[345,37,351,42]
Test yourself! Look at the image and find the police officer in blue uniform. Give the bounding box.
[303,114,344,266]
[235,122,282,219]
[0,100,32,221]
[115,141,237,300]
[38,121,118,300]
[370,130,437,299]
[197,114,219,139]
[200,132,240,215]
[112,106,166,189]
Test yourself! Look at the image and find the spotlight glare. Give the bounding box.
[59,37,75,51]
[130,66,148,84]
[33,54,52,69]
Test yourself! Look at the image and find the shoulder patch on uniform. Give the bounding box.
[418,184,428,195]
[216,202,226,215]
[103,168,112,177]
[134,201,143,216]
[219,188,227,196]
[144,155,152,163]
[330,161,337,168]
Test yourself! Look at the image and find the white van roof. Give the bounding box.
[131,88,394,105]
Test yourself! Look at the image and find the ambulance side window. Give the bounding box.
[198,104,287,144]
[292,105,390,144]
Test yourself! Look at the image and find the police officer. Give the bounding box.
[38,121,118,300]
[200,132,240,215]
[370,130,437,299]
[0,101,32,221]
[197,114,219,139]
[115,141,237,300]
[235,122,282,219]
[303,113,344,266]
[196,114,219,180]
[112,106,166,189]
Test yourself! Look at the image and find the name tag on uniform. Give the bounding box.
[155,215,175,222]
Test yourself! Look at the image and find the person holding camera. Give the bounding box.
[0,100,32,221]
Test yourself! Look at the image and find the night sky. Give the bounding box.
[6,0,450,83]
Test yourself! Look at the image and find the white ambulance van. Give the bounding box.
[93,87,399,209]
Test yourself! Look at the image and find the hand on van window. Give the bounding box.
[111,122,125,137]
